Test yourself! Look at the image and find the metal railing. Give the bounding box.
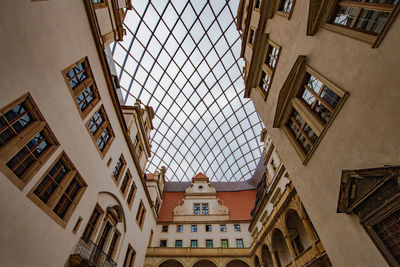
[73,238,117,267]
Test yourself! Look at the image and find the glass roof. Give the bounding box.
[111,0,264,182]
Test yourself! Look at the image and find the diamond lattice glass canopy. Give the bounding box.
[111,0,264,182]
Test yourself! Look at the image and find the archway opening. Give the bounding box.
[226,259,250,267]
[159,260,184,267]
[193,260,217,267]
[286,209,312,255]
[254,255,260,267]
[272,229,291,266]
[262,244,274,267]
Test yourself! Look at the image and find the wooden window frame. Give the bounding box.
[177,225,183,232]
[221,239,229,248]
[135,200,146,230]
[320,0,400,48]
[257,39,281,101]
[112,154,126,186]
[0,93,59,190]
[273,56,348,165]
[62,57,101,119]
[191,225,197,232]
[82,203,105,242]
[175,239,182,248]
[234,224,241,232]
[193,203,201,215]
[220,224,226,232]
[206,224,212,232]
[27,151,87,228]
[160,239,167,247]
[119,169,132,198]
[107,229,121,260]
[236,239,244,248]
[202,203,209,215]
[127,180,137,209]
[190,239,198,248]
[206,239,213,248]
[275,0,296,19]
[86,105,115,159]
[93,0,108,9]
[123,244,136,267]
[162,225,168,232]
[248,27,257,47]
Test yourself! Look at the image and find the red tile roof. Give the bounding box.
[158,190,257,222]
[193,172,208,179]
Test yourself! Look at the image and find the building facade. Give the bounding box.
[237,0,400,266]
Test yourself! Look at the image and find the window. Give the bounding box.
[191,240,198,248]
[202,203,209,214]
[160,240,167,247]
[220,224,226,232]
[136,200,146,229]
[107,230,121,260]
[206,225,212,232]
[276,0,295,18]
[234,224,241,231]
[255,0,262,9]
[319,0,399,47]
[236,239,244,248]
[273,56,348,164]
[62,57,100,118]
[123,244,135,267]
[162,225,168,232]
[0,94,59,189]
[177,225,183,232]
[82,204,104,241]
[248,28,256,45]
[127,180,137,208]
[337,166,400,266]
[258,39,281,100]
[206,239,213,248]
[191,225,197,232]
[221,239,228,248]
[175,240,182,248]
[28,152,87,227]
[194,203,200,215]
[133,135,143,160]
[87,105,114,157]
[112,154,126,185]
[120,170,132,198]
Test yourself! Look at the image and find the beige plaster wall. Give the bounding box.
[0,1,156,266]
[245,1,400,266]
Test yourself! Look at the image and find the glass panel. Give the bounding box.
[77,86,96,111]
[112,1,263,182]
[355,9,389,34]
[278,0,293,12]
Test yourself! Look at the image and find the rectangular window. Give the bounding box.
[82,204,104,241]
[249,28,256,45]
[194,204,200,215]
[206,225,212,232]
[220,224,226,232]
[62,57,100,118]
[123,244,135,267]
[258,40,281,99]
[286,109,318,154]
[202,203,209,214]
[160,240,167,247]
[28,152,86,226]
[87,105,114,157]
[221,239,228,248]
[234,224,241,231]
[126,180,137,208]
[175,240,182,248]
[120,170,132,198]
[278,0,294,13]
[236,239,244,248]
[112,154,126,184]
[177,225,183,232]
[0,95,59,190]
[108,230,121,260]
[191,225,197,232]
[191,240,198,248]
[329,0,395,35]
[162,225,168,232]
[206,239,213,248]
[136,200,146,229]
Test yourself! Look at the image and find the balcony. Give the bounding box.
[69,238,117,267]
